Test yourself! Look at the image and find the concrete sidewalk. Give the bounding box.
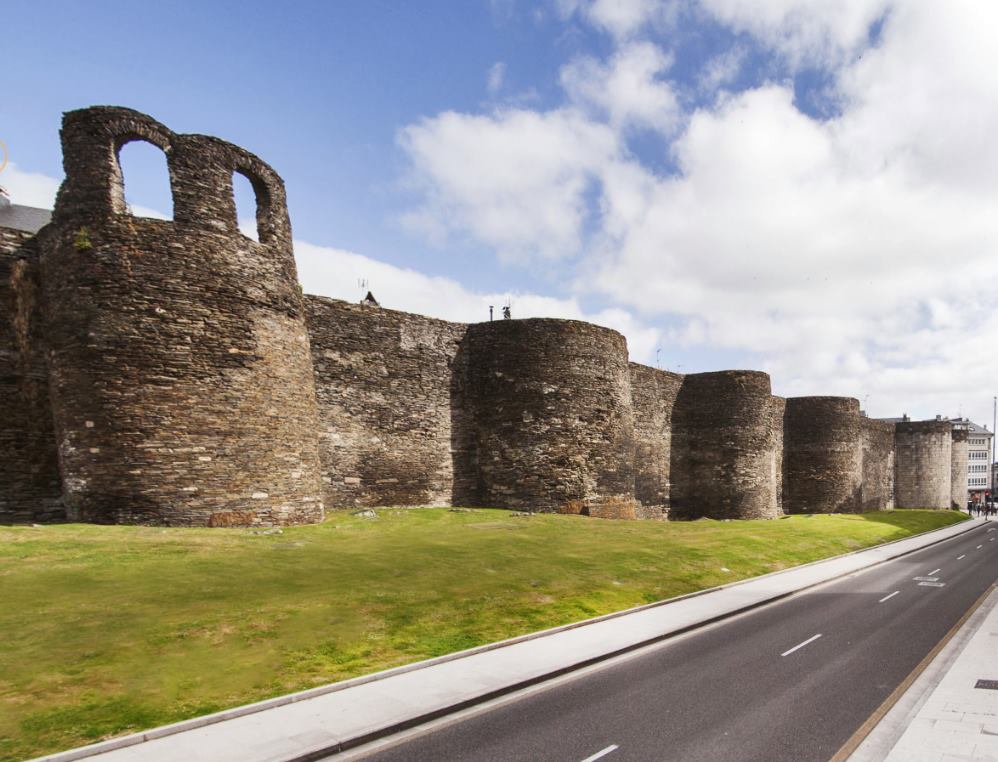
[33,518,983,762]
[851,534,998,762]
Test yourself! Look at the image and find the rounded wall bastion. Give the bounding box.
[37,106,324,526]
[894,420,953,509]
[460,318,637,517]
[782,396,863,514]
[669,370,782,520]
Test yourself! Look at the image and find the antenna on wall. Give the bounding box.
[358,278,368,297]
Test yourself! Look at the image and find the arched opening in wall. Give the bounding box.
[116,140,173,219]
[232,170,262,242]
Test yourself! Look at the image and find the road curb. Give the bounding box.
[31,516,983,762]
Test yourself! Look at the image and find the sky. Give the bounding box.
[2,0,998,428]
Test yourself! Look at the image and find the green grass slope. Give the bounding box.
[0,508,966,760]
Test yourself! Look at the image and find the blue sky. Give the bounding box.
[3,0,998,428]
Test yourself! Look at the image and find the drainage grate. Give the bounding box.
[975,679,998,690]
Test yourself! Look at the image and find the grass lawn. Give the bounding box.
[0,508,967,761]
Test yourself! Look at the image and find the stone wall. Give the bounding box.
[36,106,324,526]
[670,371,782,520]
[950,428,969,509]
[0,104,967,526]
[0,229,64,522]
[460,319,636,515]
[771,396,786,514]
[306,296,466,508]
[895,420,953,509]
[629,363,683,519]
[860,418,895,511]
[783,397,862,514]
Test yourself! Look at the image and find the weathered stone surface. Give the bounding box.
[670,371,782,520]
[860,418,895,511]
[0,229,64,523]
[460,319,637,515]
[0,105,964,526]
[783,396,862,514]
[895,420,952,509]
[629,363,683,519]
[36,106,324,526]
[950,428,969,509]
[306,296,466,508]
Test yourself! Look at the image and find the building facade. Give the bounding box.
[950,418,993,504]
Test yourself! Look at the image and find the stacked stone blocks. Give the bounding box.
[0,106,970,525]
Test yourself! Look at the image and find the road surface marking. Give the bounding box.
[919,582,945,587]
[879,591,900,603]
[929,568,941,576]
[913,576,939,582]
[781,633,822,656]
[978,545,984,549]
[958,555,966,560]
[580,744,619,761]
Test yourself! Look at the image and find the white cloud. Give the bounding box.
[698,0,892,68]
[487,61,506,95]
[398,108,619,261]
[561,42,680,133]
[400,1,998,429]
[1,163,60,209]
[557,0,680,40]
[294,239,661,362]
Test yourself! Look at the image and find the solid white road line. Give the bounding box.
[781,633,822,657]
[879,591,900,603]
[958,555,966,560]
[580,744,619,761]
[929,568,941,576]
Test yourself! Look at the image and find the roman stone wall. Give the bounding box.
[629,363,683,519]
[895,420,952,509]
[305,296,467,508]
[460,319,636,515]
[860,418,895,511]
[670,371,782,520]
[0,229,64,523]
[950,428,969,509]
[783,396,862,514]
[36,106,324,526]
[771,396,786,514]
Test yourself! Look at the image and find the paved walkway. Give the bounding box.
[851,537,998,762]
[33,519,984,762]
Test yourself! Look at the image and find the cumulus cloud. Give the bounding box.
[398,108,619,261]
[557,0,680,40]
[400,1,998,426]
[295,239,661,362]
[1,163,60,209]
[699,0,892,68]
[561,42,680,133]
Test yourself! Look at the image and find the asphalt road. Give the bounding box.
[355,520,998,762]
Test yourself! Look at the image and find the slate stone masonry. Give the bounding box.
[0,105,963,525]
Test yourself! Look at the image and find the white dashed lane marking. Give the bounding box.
[929,568,941,576]
[781,634,822,657]
[580,744,619,761]
[958,555,966,560]
[879,591,900,603]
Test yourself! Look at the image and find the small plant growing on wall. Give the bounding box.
[73,227,93,252]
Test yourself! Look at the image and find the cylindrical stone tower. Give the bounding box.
[950,428,969,510]
[670,371,782,520]
[461,319,636,517]
[37,106,324,526]
[783,396,862,514]
[894,420,953,509]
